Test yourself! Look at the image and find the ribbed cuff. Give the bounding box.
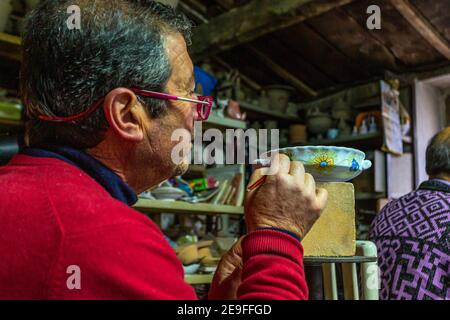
[242,229,304,263]
[256,227,301,242]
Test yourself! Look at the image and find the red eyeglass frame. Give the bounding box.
[38,88,213,122]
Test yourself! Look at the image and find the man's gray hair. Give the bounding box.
[426,127,450,177]
[20,0,192,149]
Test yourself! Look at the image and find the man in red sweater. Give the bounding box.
[0,0,327,300]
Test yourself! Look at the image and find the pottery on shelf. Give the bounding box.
[332,98,352,121]
[289,124,307,143]
[264,85,294,112]
[258,90,270,109]
[261,146,372,182]
[306,107,333,139]
[183,264,200,275]
[151,186,188,200]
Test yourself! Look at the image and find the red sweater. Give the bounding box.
[0,154,308,300]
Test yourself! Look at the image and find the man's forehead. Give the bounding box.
[166,33,191,66]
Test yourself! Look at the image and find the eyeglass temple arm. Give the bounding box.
[132,89,210,105]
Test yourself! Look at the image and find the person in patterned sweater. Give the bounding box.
[370,127,450,300]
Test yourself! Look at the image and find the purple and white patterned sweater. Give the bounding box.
[369,180,450,300]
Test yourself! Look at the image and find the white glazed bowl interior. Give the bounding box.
[261,146,372,182]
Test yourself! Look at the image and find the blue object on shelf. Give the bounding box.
[194,66,218,96]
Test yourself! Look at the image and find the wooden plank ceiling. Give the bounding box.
[181,0,450,100]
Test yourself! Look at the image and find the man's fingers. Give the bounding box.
[315,187,328,209]
[304,173,316,194]
[268,153,290,176]
[289,161,305,179]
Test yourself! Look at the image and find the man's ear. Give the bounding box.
[102,88,148,142]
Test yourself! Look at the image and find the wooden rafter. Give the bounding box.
[212,56,262,91]
[246,45,318,97]
[391,0,450,60]
[180,2,316,96]
[190,0,356,61]
[212,0,235,10]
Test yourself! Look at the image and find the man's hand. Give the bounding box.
[245,153,328,239]
[208,237,243,300]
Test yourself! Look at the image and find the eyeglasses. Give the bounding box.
[38,88,213,122]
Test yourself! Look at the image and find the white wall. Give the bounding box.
[413,81,447,186]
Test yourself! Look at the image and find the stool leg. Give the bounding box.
[356,241,379,300]
[322,263,338,300]
[342,263,359,300]
[305,264,324,300]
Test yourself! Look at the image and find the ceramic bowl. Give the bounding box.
[306,113,333,136]
[151,186,188,200]
[183,264,200,275]
[261,146,372,182]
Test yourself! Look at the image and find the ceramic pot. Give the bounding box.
[306,114,333,137]
[265,85,293,112]
[289,124,307,143]
[332,98,352,121]
[258,90,270,109]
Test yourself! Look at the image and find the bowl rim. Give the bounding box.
[270,145,367,160]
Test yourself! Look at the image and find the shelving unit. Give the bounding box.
[204,113,246,129]
[185,273,214,285]
[0,119,22,134]
[304,133,383,148]
[134,198,244,216]
[0,33,21,46]
[0,33,21,61]
[239,101,298,121]
[355,192,386,201]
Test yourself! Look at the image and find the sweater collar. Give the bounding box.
[418,179,450,194]
[21,144,138,206]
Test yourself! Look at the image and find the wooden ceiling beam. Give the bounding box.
[212,56,262,91]
[190,0,356,61]
[212,0,235,11]
[179,2,263,90]
[246,45,318,97]
[391,0,450,60]
[181,0,317,96]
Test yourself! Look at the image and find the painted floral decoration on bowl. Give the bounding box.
[265,146,372,182]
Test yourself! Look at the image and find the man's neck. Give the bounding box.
[430,175,450,183]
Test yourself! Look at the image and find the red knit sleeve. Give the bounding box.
[237,229,309,300]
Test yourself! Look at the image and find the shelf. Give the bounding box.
[134,198,244,216]
[355,192,386,200]
[0,33,21,62]
[0,33,21,46]
[305,132,383,147]
[185,274,214,285]
[204,114,247,129]
[239,101,298,121]
[0,119,23,134]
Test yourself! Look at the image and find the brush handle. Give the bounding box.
[247,176,267,192]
